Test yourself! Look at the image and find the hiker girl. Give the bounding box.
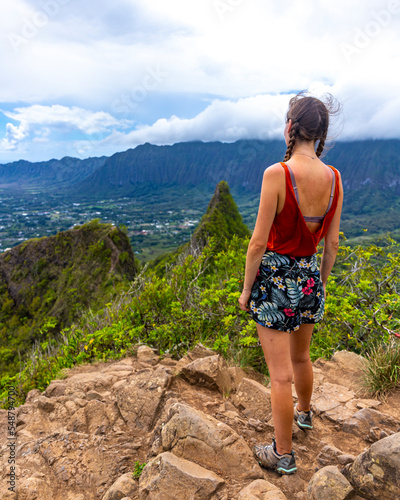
[238,92,343,475]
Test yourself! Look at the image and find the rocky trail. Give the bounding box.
[1,345,399,499]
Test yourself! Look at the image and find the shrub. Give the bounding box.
[362,338,400,399]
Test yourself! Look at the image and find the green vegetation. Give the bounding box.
[133,461,147,480]
[362,339,400,399]
[0,220,138,378]
[1,232,399,408]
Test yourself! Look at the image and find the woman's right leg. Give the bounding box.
[290,323,314,412]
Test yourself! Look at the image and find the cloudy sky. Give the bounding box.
[0,0,399,163]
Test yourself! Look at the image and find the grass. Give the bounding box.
[362,339,400,399]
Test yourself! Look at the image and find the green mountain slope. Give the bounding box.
[192,180,251,246]
[151,180,250,274]
[0,220,138,377]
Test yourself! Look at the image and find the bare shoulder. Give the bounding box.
[325,162,341,176]
[263,162,285,180]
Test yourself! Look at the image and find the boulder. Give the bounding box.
[43,380,68,398]
[113,366,172,431]
[14,477,54,499]
[311,383,354,415]
[102,472,138,500]
[158,402,262,480]
[342,432,400,499]
[137,345,159,366]
[331,351,366,372]
[139,452,225,499]
[232,378,271,420]
[342,408,400,441]
[181,355,228,391]
[316,444,356,468]
[237,479,288,499]
[307,466,354,500]
[173,343,216,374]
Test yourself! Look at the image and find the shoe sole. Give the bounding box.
[295,419,313,430]
[256,459,298,475]
[254,455,298,475]
[276,466,297,475]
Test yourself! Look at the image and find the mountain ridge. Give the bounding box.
[1,139,400,195]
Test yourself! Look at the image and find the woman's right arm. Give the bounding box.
[320,172,344,296]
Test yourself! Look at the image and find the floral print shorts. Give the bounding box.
[249,251,325,333]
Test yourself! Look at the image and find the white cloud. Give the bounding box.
[3,105,131,134]
[0,122,30,151]
[0,105,132,154]
[104,94,290,148]
[0,0,400,161]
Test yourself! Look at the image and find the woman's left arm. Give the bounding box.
[238,164,283,311]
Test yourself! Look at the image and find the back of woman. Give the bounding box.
[238,91,343,476]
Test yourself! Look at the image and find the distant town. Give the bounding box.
[0,194,203,262]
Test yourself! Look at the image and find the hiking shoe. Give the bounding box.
[253,438,297,475]
[294,404,313,429]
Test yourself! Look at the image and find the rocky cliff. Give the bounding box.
[1,346,399,499]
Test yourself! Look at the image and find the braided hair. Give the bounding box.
[283,92,338,161]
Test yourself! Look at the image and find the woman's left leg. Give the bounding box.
[257,323,293,455]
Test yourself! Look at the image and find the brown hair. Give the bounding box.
[283,91,340,162]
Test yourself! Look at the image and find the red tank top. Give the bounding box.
[266,162,340,256]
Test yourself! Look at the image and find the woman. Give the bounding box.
[238,92,343,475]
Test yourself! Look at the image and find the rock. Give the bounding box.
[66,406,88,432]
[316,444,356,469]
[279,473,307,498]
[342,432,400,499]
[137,345,159,365]
[173,343,216,373]
[139,452,225,499]
[158,401,262,480]
[237,479,288,499]
[181,355,228,391]
[311,383,354,415]
[331,351,366,372]
[307,466,354,500]
[87,391,104,401]
[189,343,217,360]
[226,366,247,391]
[15,477,54,499]
[43,381,68,398]
[85,400,111,434]
[232,378,271,420]
[355,399,381,410]
[37,396,56,413]
[63,372,118,395]
[342,408,400,441]
[102,472,138,500]
[113,366,172,431]
[25,389,41,403]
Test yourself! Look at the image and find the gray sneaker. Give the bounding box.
[253,438,297,475]
[294,404,313,429]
